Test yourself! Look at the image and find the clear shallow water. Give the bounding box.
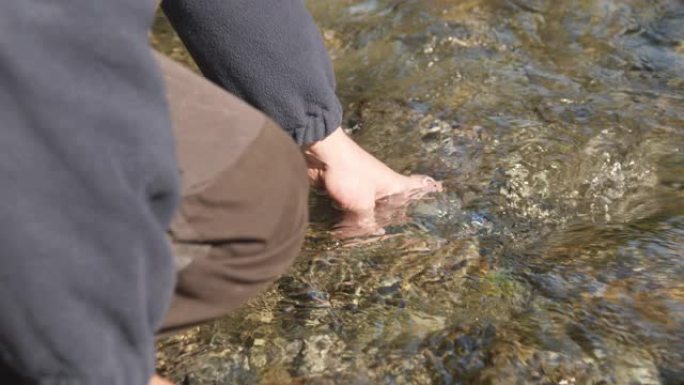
[152,1,684,384]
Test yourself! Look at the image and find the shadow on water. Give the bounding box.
[152,1,684,384]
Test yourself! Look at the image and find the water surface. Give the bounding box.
[152,1,684,384]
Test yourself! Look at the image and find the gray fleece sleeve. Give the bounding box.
[161,0,343,145]
[0,1,178,384]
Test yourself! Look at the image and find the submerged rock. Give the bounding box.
[154,0,684,383]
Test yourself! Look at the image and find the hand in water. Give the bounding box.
[305,127,443,238]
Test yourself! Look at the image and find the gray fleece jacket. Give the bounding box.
[0,0,341,384]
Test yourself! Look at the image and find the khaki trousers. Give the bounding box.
[154,54,308,335]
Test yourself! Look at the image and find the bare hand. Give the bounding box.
[305,127,442,238]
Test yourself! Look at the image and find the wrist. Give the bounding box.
[303,126,347,167]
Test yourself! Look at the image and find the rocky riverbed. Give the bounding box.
[152,1,684,384]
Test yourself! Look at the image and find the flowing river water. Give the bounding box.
[151,1,684,384]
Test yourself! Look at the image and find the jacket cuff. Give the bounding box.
[294,100,343,146]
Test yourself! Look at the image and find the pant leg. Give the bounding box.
[154,54,309,335]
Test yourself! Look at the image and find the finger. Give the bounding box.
[331,209,385,239]
[407,175,443,193]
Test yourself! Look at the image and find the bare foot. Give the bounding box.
[305,127,442,237]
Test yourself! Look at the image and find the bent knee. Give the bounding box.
[170,118,308,276]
